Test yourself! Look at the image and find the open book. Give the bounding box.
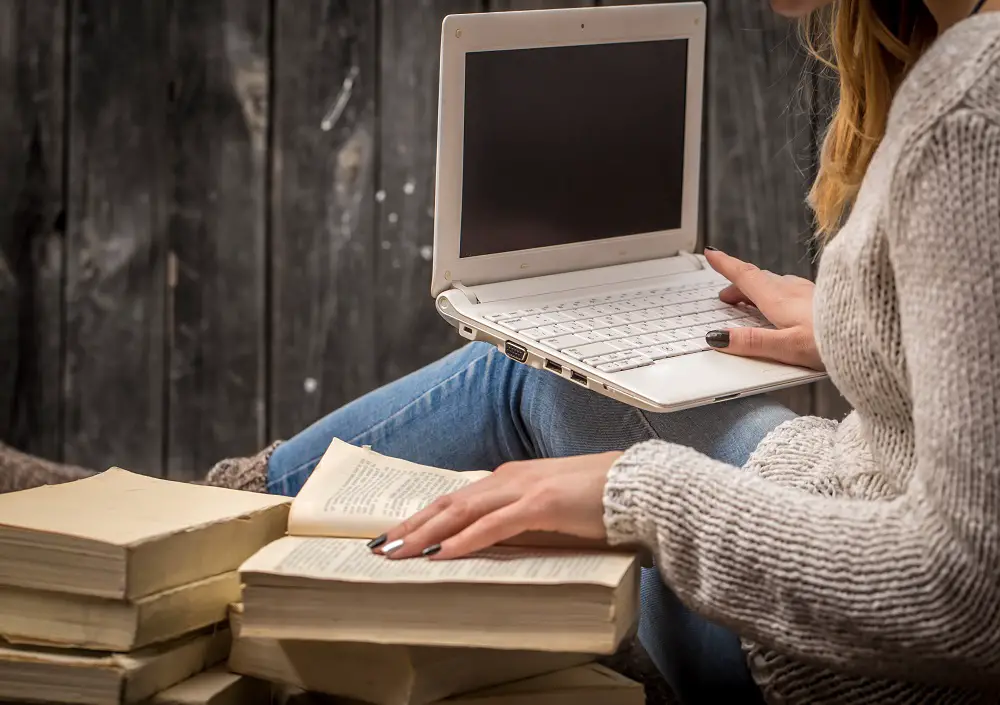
[287,439,492,539]
[288,438,619,551]
[239,440,640,655]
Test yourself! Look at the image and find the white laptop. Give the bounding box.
[430,2,825,413]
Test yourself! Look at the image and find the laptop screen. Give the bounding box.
[458,39,688,259]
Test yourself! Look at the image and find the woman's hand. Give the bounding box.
[374,452,622,560]
[704,248,824,371]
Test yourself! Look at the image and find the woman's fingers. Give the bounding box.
[707,325,824,371]
[372,479,495,552]
[429,500,539,560]
[718,283,754,306]
[383,486,520,559]
[704,249,776,307]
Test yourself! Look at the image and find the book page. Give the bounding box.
[241,537,634,588]
[287,439,490,539]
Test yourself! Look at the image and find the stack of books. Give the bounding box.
[227,440,647,704]
[0,440,647,704]
[0,468,289,704]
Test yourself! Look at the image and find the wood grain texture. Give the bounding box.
[375,0,484,386]
[706,6,813,279]
[64,0,170,474]
[164,0,270,479]
[270,0,378,440]
[705,4,815,415]
[0,0,66,458]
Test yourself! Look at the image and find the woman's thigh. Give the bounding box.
[268,342,793,492]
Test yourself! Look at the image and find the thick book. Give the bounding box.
[239,440,639,654]
[0,626,230,705]
[264,664,643,705]
[0,468,290,600]
[145,668,270,705]
[227,603,594,705]
[0,571,239,652]
[443,663,644,705]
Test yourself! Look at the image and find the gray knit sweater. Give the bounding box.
[604,14,1000,705]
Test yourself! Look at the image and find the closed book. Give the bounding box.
[0,626,230,705]
[227,603,594,705]
[444,663,644,705]
[145,668,270,705]
[0,571,239,652]
[0,468,289,600]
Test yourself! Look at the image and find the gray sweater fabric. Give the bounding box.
[604,14,1000,705]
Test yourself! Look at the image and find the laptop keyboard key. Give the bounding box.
[576,329,614,342]
[498,317,536,332]
[539,334,590,351]
[563,342,620,359]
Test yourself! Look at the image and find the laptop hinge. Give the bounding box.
[452,281,480,305]
[678,250,706,269]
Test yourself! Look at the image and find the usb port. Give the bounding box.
[545,359,563,374]
[569,371,588,386]
[504,341,528,363]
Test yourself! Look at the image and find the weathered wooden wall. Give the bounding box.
[0,0,849,479]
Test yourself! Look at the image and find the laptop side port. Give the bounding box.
[544,359,563,374]
[569,371,588,386]
[504,341,528,363]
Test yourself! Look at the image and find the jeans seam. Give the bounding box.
[269,347,492,492]
[634,408,660,441]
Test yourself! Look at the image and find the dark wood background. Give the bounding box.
[0,0,849,480]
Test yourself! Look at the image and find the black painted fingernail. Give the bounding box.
[367,534,387,550]
[704,246,719,251]
[422,544,442,556]
[706,330,730,348]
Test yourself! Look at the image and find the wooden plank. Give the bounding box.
[270,0,379,440]
[375,0,484,385]
[165,0,270,479]
[704,4,815,416]
[64,0,170,474]
[0,0,66,458]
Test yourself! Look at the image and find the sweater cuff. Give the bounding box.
[603,439,687,547]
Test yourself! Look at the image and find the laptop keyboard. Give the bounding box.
[486,281,770,373]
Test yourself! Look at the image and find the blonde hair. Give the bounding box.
[805,0,937,239]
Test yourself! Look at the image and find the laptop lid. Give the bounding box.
[431,2,706,297]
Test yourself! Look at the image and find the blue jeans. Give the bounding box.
[268,342,794,705]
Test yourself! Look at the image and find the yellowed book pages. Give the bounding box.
[0,626,230,705]
[0,468,290,599]
[0,572,239,652]
[287,440,623,553]
[243,536,632,587]
[289,439,489,538]
[239,538,638,653]
[443,664,643,705]
[145,668,269,705]
[227,604,594,705]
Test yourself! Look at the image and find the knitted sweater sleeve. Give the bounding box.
[602,111,1000,688]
